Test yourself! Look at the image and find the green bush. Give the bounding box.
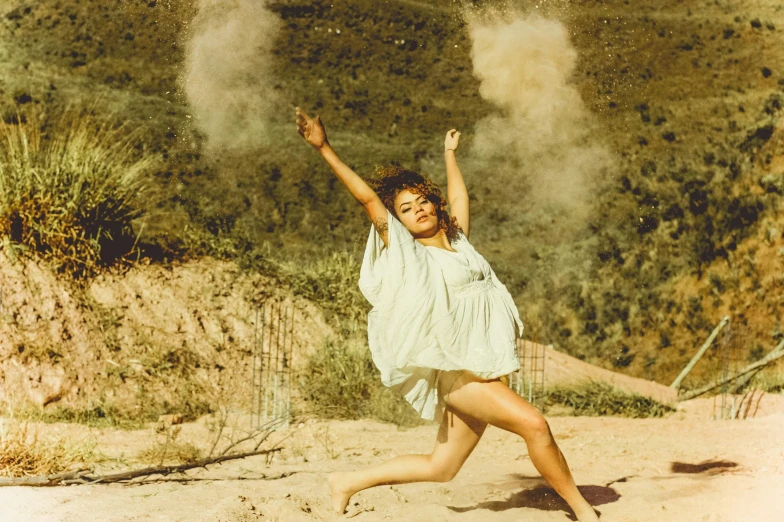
[299,337,423,427]
[0,109,155,278]
[545,381,675,418]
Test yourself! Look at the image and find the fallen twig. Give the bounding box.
[112,471,297,485]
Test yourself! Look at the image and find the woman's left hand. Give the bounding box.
[444,129,461,152]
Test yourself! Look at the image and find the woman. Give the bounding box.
[295,107,599,522]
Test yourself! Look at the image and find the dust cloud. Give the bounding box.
[182,0,281,153]
[467,13,612,217]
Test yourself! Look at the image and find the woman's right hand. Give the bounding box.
[296,107,328,151]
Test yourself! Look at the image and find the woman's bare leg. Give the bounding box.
[442,372,599,522]
[328,407,487,513]
[328,372,598,520]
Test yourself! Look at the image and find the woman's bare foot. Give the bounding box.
[574,505,600,521]
[327,472,354,514]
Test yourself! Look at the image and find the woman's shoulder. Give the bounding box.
[453,228,471,246]
[453,230,489,264]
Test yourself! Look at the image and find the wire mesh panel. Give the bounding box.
[251,299,294,430]
[509,339,546,409]
[713,321,745,420]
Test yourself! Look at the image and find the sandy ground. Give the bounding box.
[2,409,783,522]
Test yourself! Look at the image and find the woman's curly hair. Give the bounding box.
[367,165,460,242]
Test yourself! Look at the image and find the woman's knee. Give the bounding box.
[427,455,460,483]
[514,411,552,444]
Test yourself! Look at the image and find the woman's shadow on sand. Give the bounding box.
[447,474,620,520]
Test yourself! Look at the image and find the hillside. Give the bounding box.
[1,0,783,387]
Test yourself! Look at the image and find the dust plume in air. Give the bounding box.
[182,0,281,153]
[467,13,612,219]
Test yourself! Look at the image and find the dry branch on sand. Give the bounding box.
[670,316,730,390]
[0,413,291,487]
[0,448,286,487]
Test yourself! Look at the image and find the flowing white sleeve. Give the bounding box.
[358,209,435,308]
[358,210,452,384]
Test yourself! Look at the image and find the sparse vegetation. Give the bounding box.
[277,251,368,324]
[743,370,784,394]
[16,404,146,430]
[0,420,95,477]
[138,423,202,466]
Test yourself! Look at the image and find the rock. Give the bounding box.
[157,413,184,426]
[24,365,70,407]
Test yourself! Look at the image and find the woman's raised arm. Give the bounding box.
[444,129,470,238]
[296,107,389,245]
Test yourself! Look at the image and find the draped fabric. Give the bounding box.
[359,210,523,420]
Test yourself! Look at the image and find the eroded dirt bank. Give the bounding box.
[0,252,332,420]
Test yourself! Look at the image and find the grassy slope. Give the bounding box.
[1,0,783,385]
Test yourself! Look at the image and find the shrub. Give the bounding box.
[0,109,155,278]
[299,337,422,426]
[545,382,675,418]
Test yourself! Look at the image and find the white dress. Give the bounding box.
[359,210,524,421]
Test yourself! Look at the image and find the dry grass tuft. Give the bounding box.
[138,424,203,466]
[746,369,784,394]
[0,420,95,477]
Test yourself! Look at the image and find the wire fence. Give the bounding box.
[509,339,546,409]
[250,299,293,430]
[713,321,746,420]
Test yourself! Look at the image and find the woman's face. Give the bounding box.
[393,189,439,237]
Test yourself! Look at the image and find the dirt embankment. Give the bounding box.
[0,253,332,420]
